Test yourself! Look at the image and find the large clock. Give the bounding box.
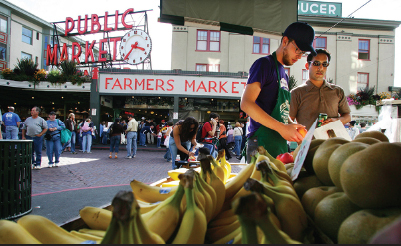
[119,29,152,65]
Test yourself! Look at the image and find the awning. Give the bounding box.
[160,0,298,35]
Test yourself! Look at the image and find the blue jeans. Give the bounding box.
[234,135,242,156]
[139,132,146,146]
[157,138,161,147]
[46,136,62,164]
[5,125,19,139]
[110,135,121,153]
[164,148,171,161]
[102,133,108,145]
[169,137,191,170]
[82,133,92,152]
[62,131,76,153]
[26,135,43,166]
[126,131,137,157]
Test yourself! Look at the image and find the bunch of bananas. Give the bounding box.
[0,147,310,244]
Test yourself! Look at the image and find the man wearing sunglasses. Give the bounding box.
[241,22,315,161]
[290,49,351,131]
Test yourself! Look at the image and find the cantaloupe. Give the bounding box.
[293,139,325,175]
[351,137,381,145]
[293,175,323,199]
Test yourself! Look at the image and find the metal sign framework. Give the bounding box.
[50,9,152,71]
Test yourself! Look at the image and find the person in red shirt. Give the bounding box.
[201,112,220,143]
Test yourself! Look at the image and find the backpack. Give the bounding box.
[196,124,204,142]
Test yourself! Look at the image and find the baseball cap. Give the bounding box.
[49,111,56,115]
[283,22,316,56]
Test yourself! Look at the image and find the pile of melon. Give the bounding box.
[290,131,401,244]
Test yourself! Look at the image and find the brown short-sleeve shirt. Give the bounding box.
[289,80,351,131]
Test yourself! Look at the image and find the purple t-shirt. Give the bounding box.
[246,55,289,137]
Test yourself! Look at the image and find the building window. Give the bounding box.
[284,68,290,77]
[314,37,327,50]
[253,36,270,54]
[302,69,309,84]
[21,52,32,60]
[357,73,369,89]
[358,39,370,60]
[22,26,33,45]
[196,63,220,72]
[196,30,220,52]
[36,32,40,40]
[0,15,7,34]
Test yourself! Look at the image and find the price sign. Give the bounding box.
[291,119,317,181]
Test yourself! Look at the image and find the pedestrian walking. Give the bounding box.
[2,106,21,139]
[163,121,173,162]
[233,122,243,156]
[125,114,138,159]
[81,118,93,153]
[63,113,77,154]
[109,118,124,159]
[45,111,65,167]
[21,106,48,169]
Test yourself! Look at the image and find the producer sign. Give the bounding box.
[99,74,247,98]
[298,1,342,17]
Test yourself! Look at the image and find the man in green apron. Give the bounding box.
[241,22,316,163]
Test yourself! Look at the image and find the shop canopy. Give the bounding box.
[159,0,298,35]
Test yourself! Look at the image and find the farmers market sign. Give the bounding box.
[99,73,247,98]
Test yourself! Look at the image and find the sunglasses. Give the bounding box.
[290,42,306,55]
[310,61,330,67]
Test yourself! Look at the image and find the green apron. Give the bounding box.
[247,52,291,158]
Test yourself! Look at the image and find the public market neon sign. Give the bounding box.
[46,8,134,66]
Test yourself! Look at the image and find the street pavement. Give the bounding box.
[15,144,242,226]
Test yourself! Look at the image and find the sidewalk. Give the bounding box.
[27,145,172,225]
[18,144,242,226]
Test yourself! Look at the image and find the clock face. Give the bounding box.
[119,29,152,65]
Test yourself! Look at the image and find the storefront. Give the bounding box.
[90,69,249,127]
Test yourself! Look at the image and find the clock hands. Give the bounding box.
[132,42,145,51]
[123,42,145,60]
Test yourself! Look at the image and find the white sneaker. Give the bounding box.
[48,164,53,168]
[54,163,58,167]
[125,156,132,159]
[87,152,92,154]
[133,155,136,158]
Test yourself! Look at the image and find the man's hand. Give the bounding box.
[322,118,337,126]
[276,123,305,143]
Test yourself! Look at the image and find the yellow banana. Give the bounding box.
[78,228,106,237]
[171,172,207,244]
[217,149,232,182]
[244,178,307,242]
[197,170,217,216]
[224,155,256,201]
[212,226,242,244]
[160,180,180,187]
[0,219,41,244]
[257,146,287,172]
[79,206,112,231]
[200,156,226,219]
[209,155,226,183]
[70,230,102,242]
[206,219,241,243]
[195,172,214,222]
[17,215,85,244]
[130,179,177,203]
[142,176,185,242]
[257,160,299,201]
[208,213,238,228]
[132,200,165,244]
[137,200,162,214]
[168,168,190,180]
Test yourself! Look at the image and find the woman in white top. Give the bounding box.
[233,122,243,156]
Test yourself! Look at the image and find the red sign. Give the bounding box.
[46,8,134,66]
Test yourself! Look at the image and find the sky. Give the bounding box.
[9,0,401,86]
